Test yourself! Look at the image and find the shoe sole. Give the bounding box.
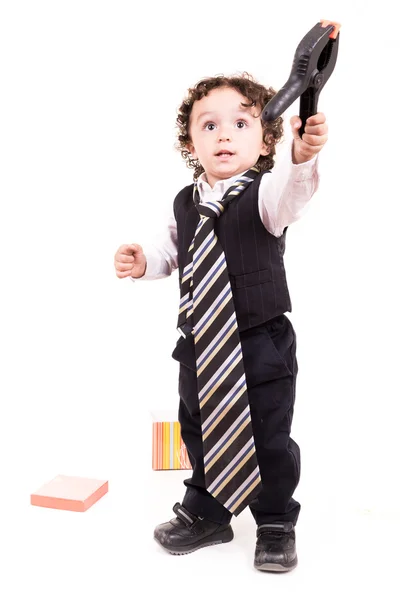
[154,528,234,555]
[255,557,298,572]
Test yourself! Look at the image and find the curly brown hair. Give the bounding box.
[176,72,284,180]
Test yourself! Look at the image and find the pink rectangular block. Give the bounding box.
[31,475,108,512]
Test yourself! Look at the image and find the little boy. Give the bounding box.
[114,74,328,571]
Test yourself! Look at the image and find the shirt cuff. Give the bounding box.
[130,244,169,281]
[291,147,319,182]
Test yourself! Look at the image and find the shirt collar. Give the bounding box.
[197,171,247,202]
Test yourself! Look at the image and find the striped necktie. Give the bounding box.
[177,167,262,516]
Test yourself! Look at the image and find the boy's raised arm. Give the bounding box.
[258,112,327,237]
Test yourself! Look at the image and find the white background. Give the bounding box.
[1,0,399,597]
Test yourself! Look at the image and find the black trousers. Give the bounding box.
[171,314,300,526]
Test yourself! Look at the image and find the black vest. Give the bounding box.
[173,172,292,332]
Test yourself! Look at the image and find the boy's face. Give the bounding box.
[187,86,269,187]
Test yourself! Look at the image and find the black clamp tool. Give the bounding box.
[262,20,341,137]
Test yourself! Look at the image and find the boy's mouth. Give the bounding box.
[215,150,234,157]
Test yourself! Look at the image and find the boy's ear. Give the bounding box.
[187,142,197,160]
[260,134,273,156]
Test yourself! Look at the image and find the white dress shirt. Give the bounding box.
[136,143,319,280]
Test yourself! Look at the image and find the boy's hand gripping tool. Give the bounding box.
[262,20,341,137]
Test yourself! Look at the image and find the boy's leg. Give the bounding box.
[241,316,300,571]
[241,315,300,524]
[178,361,232,525]
[153,336,232,554]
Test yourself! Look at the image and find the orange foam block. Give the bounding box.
[31,475,108,512]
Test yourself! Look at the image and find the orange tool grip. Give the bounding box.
[320,19,341,39]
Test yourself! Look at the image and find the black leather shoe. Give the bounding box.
[154,503,233,555]
[254,522,298,572]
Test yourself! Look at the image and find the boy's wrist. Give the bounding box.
[292,145,317,165]
[136,262,147,278]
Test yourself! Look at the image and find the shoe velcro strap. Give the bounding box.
[173,503,197,527]
[257,522,293,535]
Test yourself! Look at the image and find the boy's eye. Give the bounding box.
[204,122,216,131]
[236,120,247,129]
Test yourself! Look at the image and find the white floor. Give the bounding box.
[3,466,399,600]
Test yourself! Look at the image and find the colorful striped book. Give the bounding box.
[151,411,191,470]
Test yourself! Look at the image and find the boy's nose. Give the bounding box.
[218,133,231,142]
